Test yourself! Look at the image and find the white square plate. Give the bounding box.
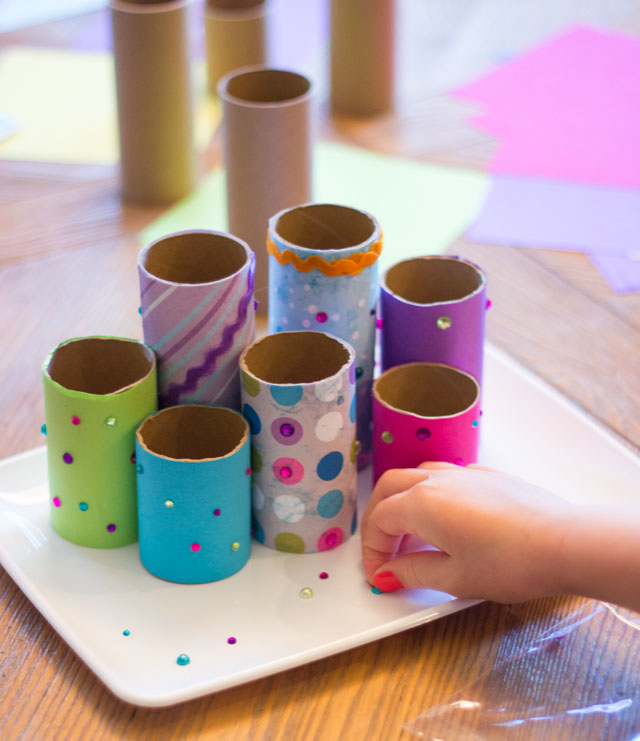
[1,344,639,707]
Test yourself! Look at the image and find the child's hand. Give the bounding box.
[361,462,575,603]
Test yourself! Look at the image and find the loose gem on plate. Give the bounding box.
[416,427,431,441]
[62,452,73,464]
[105,416,117,428]
[231,542,240,551]
[381,431,393,444]
[123,630,130,636]
[176,654,190,666]
[52,497,61,507]
[71,416,81,426]
[299,587,314,599]
[227,637,237,645]
[437,316,451,330]
[319,572,329,580]
[41,424,47,436]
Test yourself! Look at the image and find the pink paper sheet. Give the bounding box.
[454,26,640,188]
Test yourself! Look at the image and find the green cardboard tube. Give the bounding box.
[42,336,157,548]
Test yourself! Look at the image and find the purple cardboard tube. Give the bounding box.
[380,256,488,384]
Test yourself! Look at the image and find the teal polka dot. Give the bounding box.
[317,451,343,481]
[317,489,344,518]
[243,404,261,435]
[271,385,303,407]
[350,394,356,423]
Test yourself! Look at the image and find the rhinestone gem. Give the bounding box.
[437,316,452,330]
[416,427,431,441]
[279,466,292,479]
[105,416,117,428]
[299,587,314,599]
[231,541,240,551]
[165,500,174,508]
[381,431,393,444]
[176,654,190,666]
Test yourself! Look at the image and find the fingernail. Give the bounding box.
[373,570,404,592]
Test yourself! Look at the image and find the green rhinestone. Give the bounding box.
[231,541,240,551]
[436,316,452,330]
[381,430,393,444]
[299,587,314,599]
[105,416,117,428]
[176,654,190,666]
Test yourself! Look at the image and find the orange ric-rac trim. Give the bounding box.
[266,235,382,277]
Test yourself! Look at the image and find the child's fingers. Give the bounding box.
[362,484,436,578]
[361,468,431,535]
[417,461,496,473]
[371,550,455,595]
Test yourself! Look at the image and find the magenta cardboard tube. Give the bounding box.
[380,256,487,384]
[372,362,481,483]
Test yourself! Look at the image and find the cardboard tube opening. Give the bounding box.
[222,68,311,104]
[273,204,376,251]
[47,338,155,395]
[207,0,264,8]
[374,363,479,417]
[385,257,484,304]
[243,332,351,384]
[143,232,249,284]
[138,405,248,460]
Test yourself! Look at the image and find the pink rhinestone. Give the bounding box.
[416,427,431,441]
[280,423,295,437]
[107,524,116,533]
[245,467,252,476]
[376,318,383,329]
[213,509,221,517]
[454,458,464,466]
[52,497,61,508]
[315,312,328,323]
[279,466,292,479]
[71,416,81,425]
[227,636,237,645]
[191,543,201,552]
[326,533,337,547]
[319,572,329,580]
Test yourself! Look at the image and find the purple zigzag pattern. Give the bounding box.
[164,255,255,406]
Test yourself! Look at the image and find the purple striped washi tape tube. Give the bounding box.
[138,230,255,409]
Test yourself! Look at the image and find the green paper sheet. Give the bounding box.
[139,141,488,267]
[0,48,220,165]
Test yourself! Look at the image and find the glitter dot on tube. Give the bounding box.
[71,416,81,426]
[79,502,88,511]
[279,466,292,479]
[213,508,221,516]
[437,316,452,330]
[52,497,61,508]
[319,572,329,580]
[41,424,47,436]
[316,311,328,323]
[107,523,116,533]
[381,431,393,444]
[136,464,143,474]
[231,542,240,551]
[191,543,201,552]
[454,458,464,466]
[176,654,190,666]
[245,467,252,476]
[105,416,117,428]
[299,587,314,599]
[165,500,174,508]
[280,423,295,437]
[472,420,479,428]
[325,533,337,547]
[486,298,492,310]
[227,637,237,645]
[62,453,73,464]
[376,318,383,329]
[416,427,431,441]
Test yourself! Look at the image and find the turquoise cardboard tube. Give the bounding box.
[135,404,251,583]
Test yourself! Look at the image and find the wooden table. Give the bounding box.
[2,3,640,739]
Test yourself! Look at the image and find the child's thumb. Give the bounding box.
[372,550,452,593]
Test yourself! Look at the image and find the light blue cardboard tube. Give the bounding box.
[267,203,381,461]
[135,404,251,583]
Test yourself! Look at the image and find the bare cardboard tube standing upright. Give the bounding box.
[330,0,395,116]
[218,67,313,314]
[110,0,195,204]
[204,0,269,94]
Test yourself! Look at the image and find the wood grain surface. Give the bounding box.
[2,2,640,739]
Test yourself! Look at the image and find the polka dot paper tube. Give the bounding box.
[373,363,481,483]
[135,405,251,584]
[267,203,381,459]
[42,336,157,548]
[380,256,487,384]
[240,331,357,553]
[138,229,255,410]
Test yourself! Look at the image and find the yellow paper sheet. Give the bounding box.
[0,48,220,165]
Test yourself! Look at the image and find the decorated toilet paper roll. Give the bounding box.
[138,229,255,409]
[373,362,481,482]
[136,405,251,583]
[380,256,487,383]
[42,336,157,548]
[330,0,395,116]
[204,0,268,93]
[267,203,381,459]
[110,0,195,204]
[219,67,313,313]
[240,331,357,553]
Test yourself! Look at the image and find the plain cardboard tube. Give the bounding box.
[219,66,313,314]
[204,0,268,94]
[330,0,395,116]
[110,0,195,204]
